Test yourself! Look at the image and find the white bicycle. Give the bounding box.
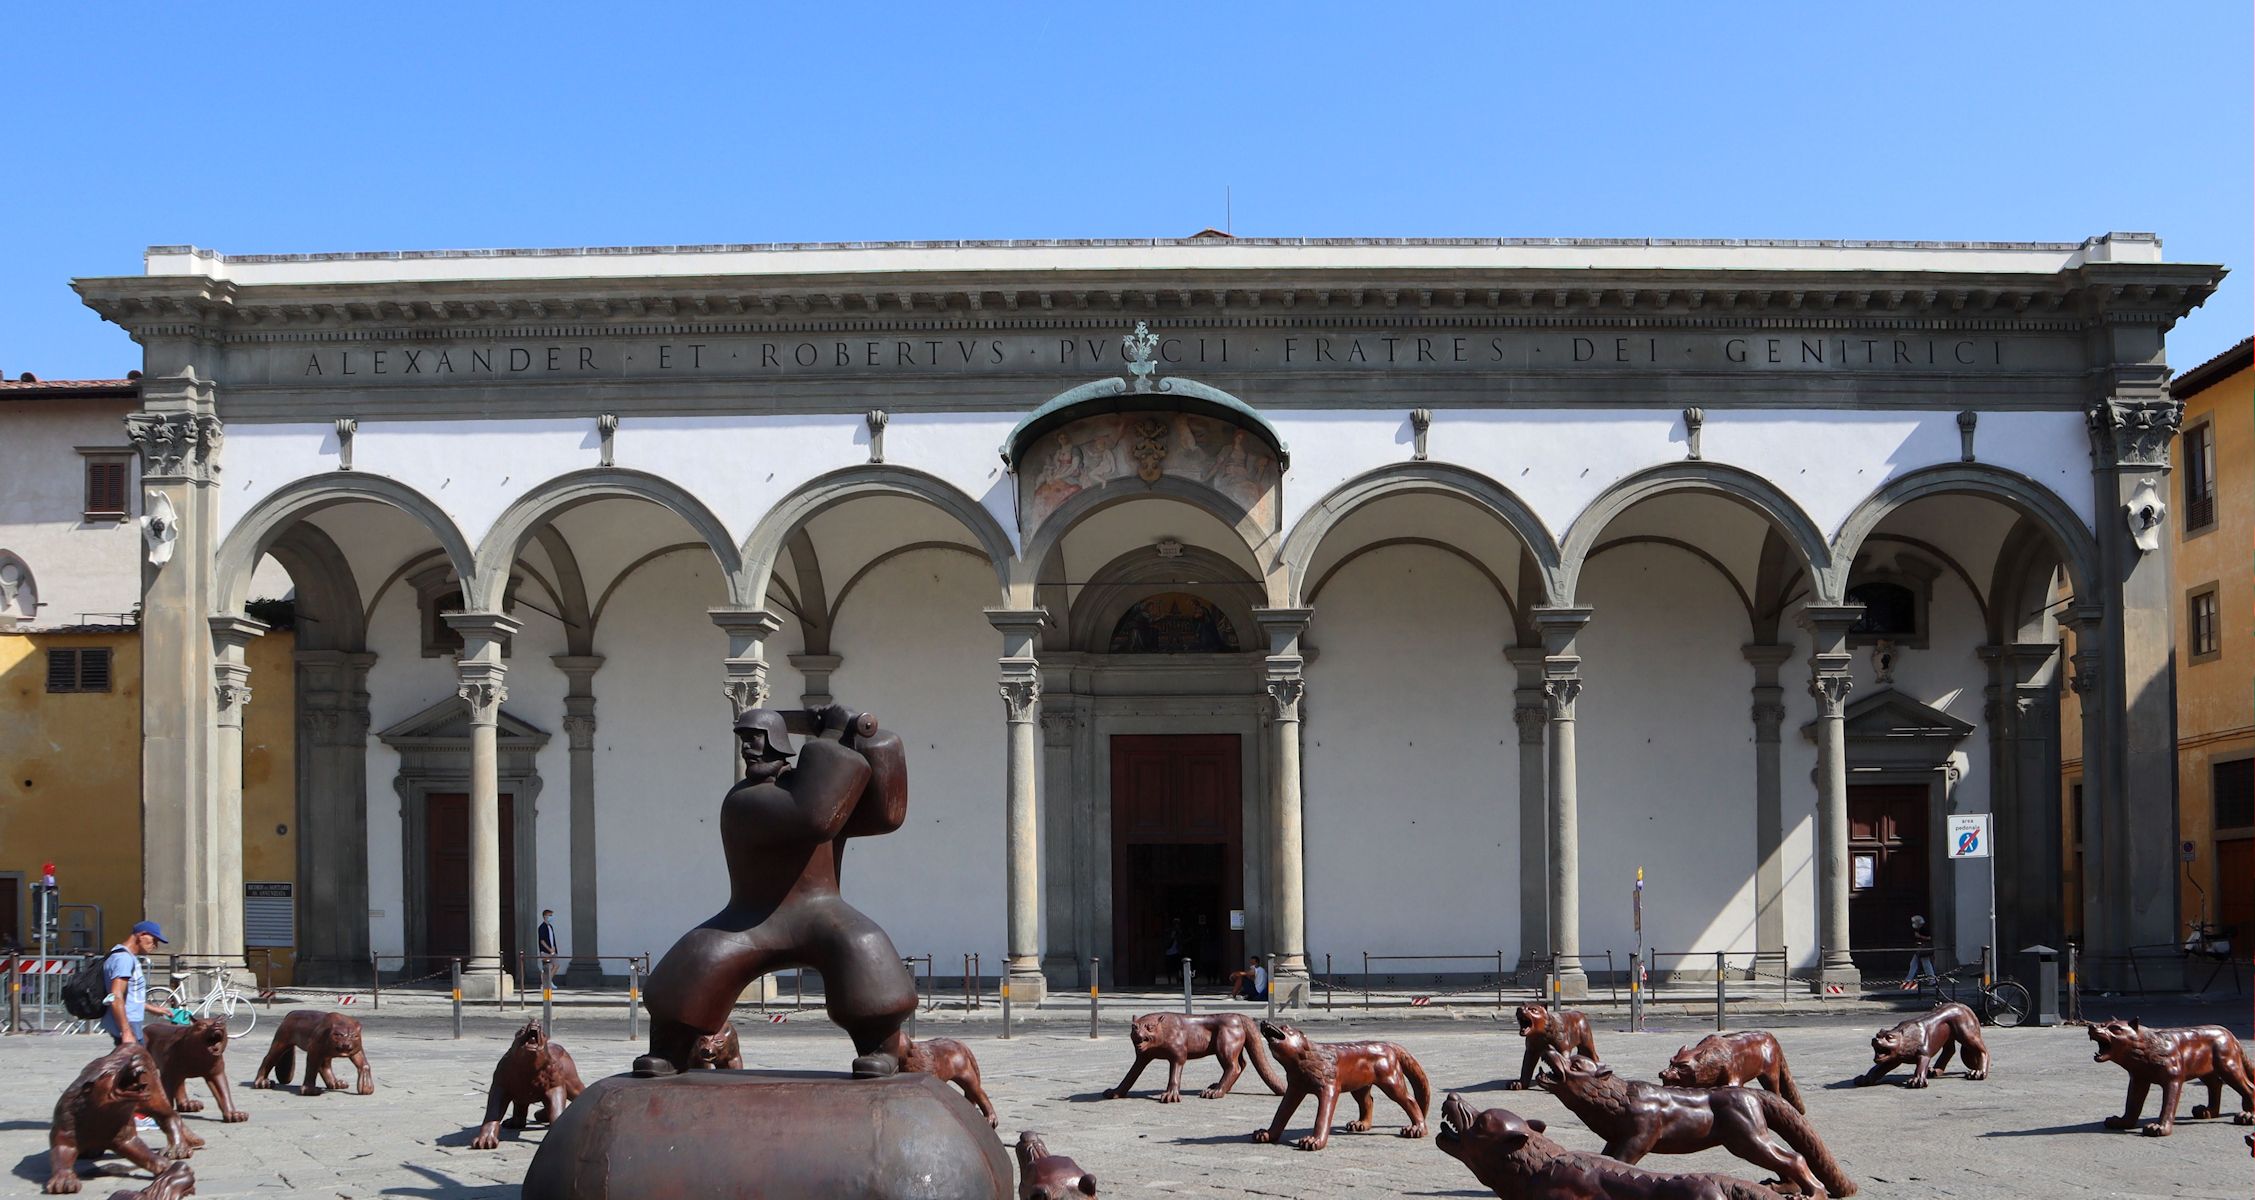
[156,971,259,1040]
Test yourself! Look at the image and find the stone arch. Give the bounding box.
[737,464,1013,610]
[1829,463,2096,609]
[470,468,742,613]
[263,522,367,651]
[0,549,38,626]
[1557,462,1830,607]
[1016,472,1269,598]
[216,473,474,615]
[1068,543,1264,653]
[1276,462,1561,610]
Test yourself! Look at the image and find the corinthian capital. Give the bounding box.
[126,411,224,482]
[721,677,765,720]
[2087,394,2181,469]
[457,679,507,717]
[1513,702,1548,745]
[1542,676,1582,720]
[1264,675,1306,721]
[998,675,1041,723]
[1807,671,1853,716]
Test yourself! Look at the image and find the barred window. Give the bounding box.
[45,647,113,693]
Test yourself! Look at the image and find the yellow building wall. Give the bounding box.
[0,630,142,954]
[2174,361,2253,932]
[241,630,299,984]
[0,628,298,981]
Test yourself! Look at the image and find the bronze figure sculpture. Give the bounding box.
[144,1016,248,1124]
[2087,1017,2255,1136]
[471,1019,587,1149]
[1015,1132,1097,1198]
[1853,1002,1987,1088]
[1507,1003,1599,1091]
[636,705,916,1079]
[1250,1020,1430,1151]
[684,1023,743,1071]
[521,702,1013,1199]
[1538,1051,1853,1198]
[45,1046,194,1194]
[1103,1012,1285,1102]
[1658,1033,1805,1113]
[1437,1095,1785,1200]
[99,1163,194,1200]
[251,1010,374,1096]
[903,1035,1000,1127]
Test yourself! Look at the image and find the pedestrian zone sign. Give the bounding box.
[1947,814,1991,860]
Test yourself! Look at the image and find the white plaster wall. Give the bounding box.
[872,413,1018,550]
[0,401,142,625]
[1304,545,1518,967]
[588,552,753,961]
[823,551,1005,969]
[1269,408,2094,561]
[1577,543,1763,966]
[361,566,451,958]
[1058,497,1260,582]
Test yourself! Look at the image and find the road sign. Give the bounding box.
[1947,814,1991,860]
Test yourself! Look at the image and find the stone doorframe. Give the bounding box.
[1815,689,1975,966]
[378,695,548,975]
[1037,653,1272,991]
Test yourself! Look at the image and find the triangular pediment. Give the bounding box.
[377,694,549,749]
[1802,688,1974,745]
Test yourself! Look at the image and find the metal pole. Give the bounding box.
[627,959,642,1041]
[759,971,768,1016]
[1089,956,1100,1039]
[1000,977,1013,1039]
[1715,950,1727,1031]
[450,959,463,1040]
[1628,951,1642,1032]
[35,914,48,1030]
[1363,951,1371,1011]
[962,954,971,1011]
[1325,953,1334,1013]
[1181,957,1192,1015]
[974,953,982,1009]
[1781,943,1790,1001]
[1265,953,1277,1020]
[1496,951,1505,1009]
[794,968,804,1011]
[541,959,554,1034]
[2066,940,2079,1022]
[905,959,918,1040]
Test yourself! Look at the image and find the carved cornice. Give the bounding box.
[77,261,2226,342]
[126,411,223,482]
[2086,394,2182,469]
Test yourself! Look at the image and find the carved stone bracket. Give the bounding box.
[334,416,358,470]
[1682,406,1705,460]
[865,409,888,464]
[1956,410,1978,462]
[1409,408,1432,461]
[126,411,224,482]
[597,413,619,466]
[2087,395,2181,469]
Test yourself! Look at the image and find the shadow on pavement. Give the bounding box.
[381,1161,519,1198]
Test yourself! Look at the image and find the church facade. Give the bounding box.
[72,234,2219,1000]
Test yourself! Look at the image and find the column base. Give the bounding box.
[457,968,518,1002]
[1550,967,1591,1002]
[1003,968,1048,1007]
[1270,968,1312,1009]
[1809,961,1861,995]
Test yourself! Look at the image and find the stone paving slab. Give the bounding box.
[2,1001,2246,1198]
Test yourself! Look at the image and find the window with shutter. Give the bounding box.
[2216,760,2254,831]
[46,649,78,692]
[2183,423,2217,532]
[79,648,111,692]
[82,457,129,519]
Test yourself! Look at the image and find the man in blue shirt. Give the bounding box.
[102,920,175,1047]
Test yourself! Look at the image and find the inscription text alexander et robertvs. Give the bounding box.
[290,329,2048,383]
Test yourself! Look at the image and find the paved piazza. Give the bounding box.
[2,1001,2246,1198]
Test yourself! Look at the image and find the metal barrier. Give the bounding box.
[1088,956,1100,1038]
[1358,951,1507,1009]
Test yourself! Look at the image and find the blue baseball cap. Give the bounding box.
[131,920,168,944]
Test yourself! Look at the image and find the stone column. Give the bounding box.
[447,612,519,1000]
[1742,644,1795,962]
[1534,607,1592,998]
[711,608,785,722]
[987,607,1049,1005]
[209,614,267,979]
[1505,647,1549,974]
[1800,605,1863,990]
[1254,608,1314,1004]
[126,381,225,960]
[1039,707,1081,985]
[2086,386,2185,988]
[294,649,376,982]
[2064,604,2114,962]
[552,654,604,982]
[1980,643,2064,962]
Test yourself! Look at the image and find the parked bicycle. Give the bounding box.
[1929,962,2030,1028]
[156,968,259,1039]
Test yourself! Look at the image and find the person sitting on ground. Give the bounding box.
[1227,956,1269,1001]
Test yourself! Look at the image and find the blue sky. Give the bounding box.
[5,3,2248,378]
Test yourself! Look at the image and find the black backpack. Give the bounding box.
[60,953,113,1020]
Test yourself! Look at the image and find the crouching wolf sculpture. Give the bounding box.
[1250,1020,1430,1151]
[1437,1094,1786,1200]
[1104,1012,1285,1102]
[1538,1051,1853,1198]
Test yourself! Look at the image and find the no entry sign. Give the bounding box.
[1947,814,1992,860]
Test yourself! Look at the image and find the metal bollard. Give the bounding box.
[372,954,381,1011]
[1089,957,1100,1039]
[905,959,918,1040]
[7,961,20,1034]
[1265,953,1278,1020]
[1001,979,1013,1039]
[1181,957,1193,1015]
[450,959,463,1039]
[794,969,804,1011]
[2066,940,2081,1023]
[1780,944,1790,1002]
[627,959,642,1041]
[541,959,555,1034]
[1628,951,1643,1032]
[1325,953,1334,1013]
[1714,950,1727,1031]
